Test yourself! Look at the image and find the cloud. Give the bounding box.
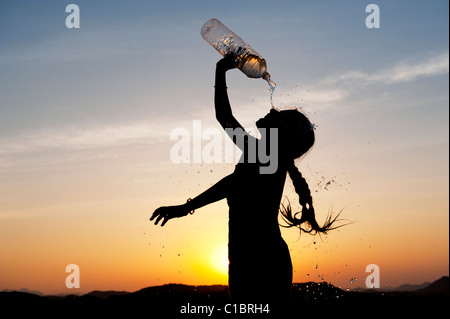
[326,52,449,85]
[2,53,447,156]
[0,121,169,155]
[232,55,448,117]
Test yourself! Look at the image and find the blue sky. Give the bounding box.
[1,0,448,132]
[0,0,448,293]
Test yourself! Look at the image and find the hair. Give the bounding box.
[277,109,342,235]
[280,160,342,234]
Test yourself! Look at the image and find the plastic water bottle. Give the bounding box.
[201,18,270,80]
[201,18,276,106]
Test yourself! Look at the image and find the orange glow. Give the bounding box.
[0,179,448,295]
[210,244,229,276]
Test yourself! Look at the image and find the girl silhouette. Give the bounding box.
[151,54,339,305]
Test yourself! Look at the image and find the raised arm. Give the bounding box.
[151,174,232,226]
[215,55,243,131]
[215,54,256,151]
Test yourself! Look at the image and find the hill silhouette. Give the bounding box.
[417,276,449,294]
[394,281,431,292]
[1,278,448,318]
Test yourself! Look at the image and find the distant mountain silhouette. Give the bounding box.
[86,290,130,299]
[1,278,448,317]
[0,288,45,296]
[387,276,448,294]
[394,281,431,292]
[353,276,449,294]
[133,283,228,296]
[417,276,449,294]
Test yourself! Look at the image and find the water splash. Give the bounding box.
[263,73,276,108]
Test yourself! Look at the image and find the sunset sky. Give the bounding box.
[0,0,448,295]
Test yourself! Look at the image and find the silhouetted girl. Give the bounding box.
[151,54,339,305]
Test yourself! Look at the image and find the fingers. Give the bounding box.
[154,214,165,226]
[225,53,237,68]
[150,208,162,222]
[150,208,162,225]
[161,216,169,227]
[150,207,170,227]
[217,53,237,71]
[224,52,236,60]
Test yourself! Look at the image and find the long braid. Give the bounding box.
[280,160,340,234]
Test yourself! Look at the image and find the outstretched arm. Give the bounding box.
[151,174,232,226]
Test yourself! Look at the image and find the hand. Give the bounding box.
[216,53,237,72]
[150,205,189,227]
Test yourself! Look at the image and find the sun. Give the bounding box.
[210,244,229,275]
